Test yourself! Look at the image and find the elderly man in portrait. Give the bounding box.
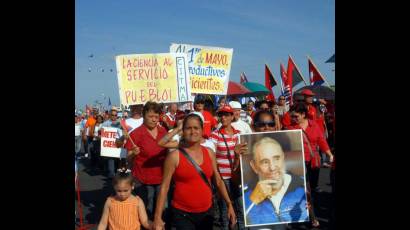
[244,137,309,226]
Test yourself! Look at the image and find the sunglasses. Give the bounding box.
[217,112,232,117]
[279,98,285,100]
[111,114,117,117]
[254,121,275,128]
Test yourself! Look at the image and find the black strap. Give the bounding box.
[301,130,314,158]
[302,129,320,166]
[219,132,234,170]
[178,147,212,191]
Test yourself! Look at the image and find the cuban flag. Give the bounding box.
[240,72,249,84]
[280,63,292,106]
[308,57,325,86]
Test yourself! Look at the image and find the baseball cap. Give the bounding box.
[188,111,205,123]
[217,105,234,114]
[300,89,315,96]
[229,101,242,110]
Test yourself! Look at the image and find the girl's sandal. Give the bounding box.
[311,219,320,228]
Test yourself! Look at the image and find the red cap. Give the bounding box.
[217,105,234,114]
[301,89,315,96]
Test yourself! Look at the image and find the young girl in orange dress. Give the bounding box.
[97,169,151,230]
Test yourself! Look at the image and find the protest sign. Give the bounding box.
[170,43,233,95]
[115,53,191,106]
[100,127,126,158]
[239,130,308,227]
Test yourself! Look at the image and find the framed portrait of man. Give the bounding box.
[239,130,309,227]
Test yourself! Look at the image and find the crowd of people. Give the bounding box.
[75,89,336,230]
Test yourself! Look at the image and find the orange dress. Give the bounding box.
[107,196,140,230]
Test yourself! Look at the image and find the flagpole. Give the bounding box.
[289,55,308,86]
[307,55,332,87]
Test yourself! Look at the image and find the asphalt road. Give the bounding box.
[75,158,335,230]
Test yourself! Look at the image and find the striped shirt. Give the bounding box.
[107,196,141,230]
[210,127,240,179]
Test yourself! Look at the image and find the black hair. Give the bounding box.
[142,101,162,117]
[256,100,272,109]
[218,97,226,104]
[252,110,275,128]
[112,169,134,187]
[194,94,206,104]
[96,115,104,122]
[182,113,204,130]
[289,102,308,115]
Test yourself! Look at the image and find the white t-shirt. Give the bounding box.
[201,139,216,152]
[125,117,143,133]
[75,123,82,137]
[231,119,253,134]
[93,124,103,140]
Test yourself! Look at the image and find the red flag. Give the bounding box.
[287,56,306,87]
[308,57,326,86]
[280,63,293,106]
[265,64,277,101]
[240,72,249,84]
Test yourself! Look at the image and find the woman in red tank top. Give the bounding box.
[152,113,236,230]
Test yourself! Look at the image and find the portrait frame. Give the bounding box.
[239,130,309,227]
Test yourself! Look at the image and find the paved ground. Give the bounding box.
[75,158,335,230]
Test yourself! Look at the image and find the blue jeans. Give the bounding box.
[218,179,245,230]
[134,181,161,220]
[75,136,82,156]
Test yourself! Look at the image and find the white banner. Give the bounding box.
[100,127,126,158]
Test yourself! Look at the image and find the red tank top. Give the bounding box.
[171,146,213,213]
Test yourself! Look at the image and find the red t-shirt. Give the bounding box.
[307,105,326,134]
[124,125,167,185]
[286,120,330,166]
[201,110,218,139]
[172,146,213,213]
[281,112,292,129]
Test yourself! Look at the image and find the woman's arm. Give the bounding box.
[97,198,110,230]
[157,121,182,149]
[152,150,179,230]
[137,196,152,229]
[274,113,282,130]
[207,149,237,228]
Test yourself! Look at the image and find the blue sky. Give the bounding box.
[75,0,334,109]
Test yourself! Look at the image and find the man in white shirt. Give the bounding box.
[229,101,253,134]
[125,104,144,133]
[75,114,83,158]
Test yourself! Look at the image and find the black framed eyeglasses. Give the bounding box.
[254,121,275,128]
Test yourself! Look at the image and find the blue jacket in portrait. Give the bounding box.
[244,174,309,226]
